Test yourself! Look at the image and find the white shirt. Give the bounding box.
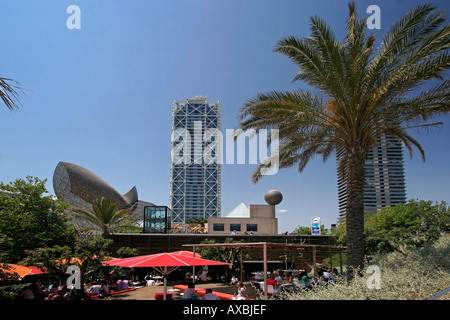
[90,285,100,294]
[323,272,335,280]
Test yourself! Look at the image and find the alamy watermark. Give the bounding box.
[66,4,381,31]
[367,5,381,30]
[66,5,81,30]
[366,265,382,289]
[171,122,280,176]
[66,265,81,289]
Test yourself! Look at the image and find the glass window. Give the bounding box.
[144,206,170,234]
[213,223,224,231]
[230,224,241,232]
[247,224,258,232]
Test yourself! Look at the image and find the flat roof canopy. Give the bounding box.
[183,241,345,250]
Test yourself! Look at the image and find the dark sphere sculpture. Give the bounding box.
[264,190,283,205]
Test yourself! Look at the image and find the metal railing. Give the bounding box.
[428,287,450,300]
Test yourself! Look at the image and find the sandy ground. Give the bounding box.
[105,281,259,300]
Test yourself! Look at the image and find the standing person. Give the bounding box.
[232,281,249,300]
[201,266,209,282]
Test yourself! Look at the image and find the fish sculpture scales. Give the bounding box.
[53,161,138,210]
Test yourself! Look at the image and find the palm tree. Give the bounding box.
[0,75,23,110]
[237,2,450,276]
[72,197,131,238]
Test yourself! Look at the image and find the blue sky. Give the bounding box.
[0,0,449,233]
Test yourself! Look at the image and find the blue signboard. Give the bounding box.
[311,217,321,235]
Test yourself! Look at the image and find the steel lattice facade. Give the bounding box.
[338,134,407,218]
[169,96,221,224]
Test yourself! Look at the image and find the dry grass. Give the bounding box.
[281,235,450,300]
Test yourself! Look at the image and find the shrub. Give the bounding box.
[0,283,30,300]
[281,235,450,300]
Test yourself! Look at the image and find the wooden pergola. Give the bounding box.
[183,242,346,298]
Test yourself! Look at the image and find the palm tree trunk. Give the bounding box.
[345,147,366,280]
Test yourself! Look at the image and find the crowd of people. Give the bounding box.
[15,275,145,300]
[14,266,341,300]
[178,266,342,300]
[248,267,341,298]
[17,281,81,300]
[180,282,221,300]
[180,280,249,300]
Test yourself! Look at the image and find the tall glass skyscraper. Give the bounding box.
[338,134,407,218]
[169,96,221,224]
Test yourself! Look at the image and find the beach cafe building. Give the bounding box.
[182,241,346,298]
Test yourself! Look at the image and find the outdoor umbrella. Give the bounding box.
[1,264,46,280]
[169,250,202,258]
[103,251,229,300]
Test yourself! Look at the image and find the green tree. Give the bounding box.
[22,237,120,283]
[365,199,450,255]
[330,221,347,247]
[0,176,75,263]
[0,263,20,285]
[236,2,450,274]
[292,226,312,235]
[115,246,138,258]
[185,218,208,227]
[72,197,131,238]
[292,225,329,235]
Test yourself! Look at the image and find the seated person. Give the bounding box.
[231,282,249,300]
[89,281,101,295]
[267,274,278,295]
[230,275,238,285]
[121,279,129,290]
[318,269,335,282]
[181,282,197,300]
[116,279,129,291]
[299,271,312,288]
[203,288,219,300]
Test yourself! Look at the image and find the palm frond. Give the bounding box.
[72,197,130,237]
[0,76,23,111]
[395,79,450,123]
[365,4,449,105]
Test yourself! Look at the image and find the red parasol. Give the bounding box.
[170,250,202,258]
[102,251,228,299]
